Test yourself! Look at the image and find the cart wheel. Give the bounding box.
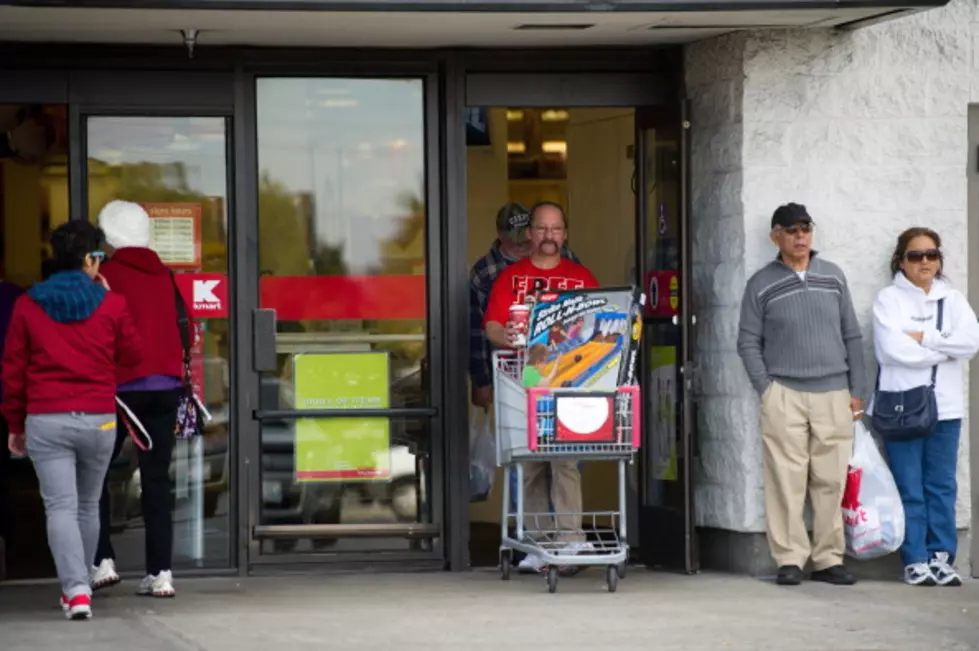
[617,562,627,579]
[500,551,512,581]
[547,567,559,594]
[606,565,619,593]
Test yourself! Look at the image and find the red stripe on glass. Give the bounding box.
[260,275,426,321]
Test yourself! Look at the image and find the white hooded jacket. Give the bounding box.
[870,273,979,420]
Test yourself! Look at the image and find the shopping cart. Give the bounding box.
[493,349,641,594]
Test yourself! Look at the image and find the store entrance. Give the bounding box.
[462,75,697,573]
[465,105,641,566]
[0,102,70,580]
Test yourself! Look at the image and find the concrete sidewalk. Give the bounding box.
[1,569,977,651]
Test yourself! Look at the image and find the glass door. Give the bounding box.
[83,115,233,571]
[635,104,698,573]
[249,77,441,562]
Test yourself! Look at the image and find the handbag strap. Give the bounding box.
[168,272,193,380]
[875,296,946,392]
[929,297,945,387]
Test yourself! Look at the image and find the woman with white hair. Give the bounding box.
[91,200,189,598]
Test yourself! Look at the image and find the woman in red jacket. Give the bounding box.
[3,221,142,620]
[91,200,188,599]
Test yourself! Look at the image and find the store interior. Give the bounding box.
[464,106,648,566]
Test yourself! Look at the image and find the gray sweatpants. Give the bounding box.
[26,413,116,599]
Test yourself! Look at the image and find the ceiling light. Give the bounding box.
[506,110,525,121]
[541,110,569,122]
[542,141,567,155]
[507,141,527,154]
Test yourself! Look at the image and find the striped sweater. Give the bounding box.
[737,252,867,399]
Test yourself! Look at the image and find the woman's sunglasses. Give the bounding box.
[904,249,942,264]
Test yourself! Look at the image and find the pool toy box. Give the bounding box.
[525,286,644,390]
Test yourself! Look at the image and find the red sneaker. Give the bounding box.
[65,594,92,621]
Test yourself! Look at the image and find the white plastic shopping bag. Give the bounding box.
[469,409,495,503]
[842,421,905,560]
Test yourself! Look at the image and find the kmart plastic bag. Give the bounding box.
[842,421,905,560]
[469,409,495,503]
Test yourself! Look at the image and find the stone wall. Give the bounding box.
[686,0,975,539]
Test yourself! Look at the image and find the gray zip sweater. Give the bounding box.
[737,252,866,399]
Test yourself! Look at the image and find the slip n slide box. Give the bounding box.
[525,285,644,391]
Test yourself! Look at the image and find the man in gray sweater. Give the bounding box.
[737,203,866,587]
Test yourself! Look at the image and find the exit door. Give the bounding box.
[635,104,698,574]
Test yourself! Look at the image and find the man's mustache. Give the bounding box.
[540,239,559,249]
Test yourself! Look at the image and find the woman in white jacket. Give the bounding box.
[872,227,979,587]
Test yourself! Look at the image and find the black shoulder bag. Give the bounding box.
[170,272,205,439]
[871,298,944,441]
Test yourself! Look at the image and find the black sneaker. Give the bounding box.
[810,565,857,585]
[776,565,803,585]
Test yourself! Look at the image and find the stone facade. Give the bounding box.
[686,0,975,559]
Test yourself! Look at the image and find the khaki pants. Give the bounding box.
[523,460,584,544]
[760,382,852,571]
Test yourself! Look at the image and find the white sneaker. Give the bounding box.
[561,541,596,556]
[137,570,175,597]
[903,563,937,586]
[91,559,121,592]
[557,541,595,576]
[517,553,547,574]
[930,552,962,587]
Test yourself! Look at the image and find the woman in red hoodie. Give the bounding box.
[2,221,142,620]
[91,200,189,598]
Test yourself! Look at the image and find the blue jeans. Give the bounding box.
[884,419,960,566]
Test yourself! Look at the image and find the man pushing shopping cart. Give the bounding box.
[482,201,643,594]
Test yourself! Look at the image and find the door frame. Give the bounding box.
[633,103,698,574]
[448,57,686,570]
[237,64,449,571]
[56,68,240,576]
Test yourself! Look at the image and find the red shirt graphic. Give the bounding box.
[483,257,600,328]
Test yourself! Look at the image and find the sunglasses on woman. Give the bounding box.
[904,249,941,263]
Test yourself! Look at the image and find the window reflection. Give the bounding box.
[86,116,231,569]
[256,78,430,552]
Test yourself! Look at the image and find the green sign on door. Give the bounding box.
[293,352,391,482]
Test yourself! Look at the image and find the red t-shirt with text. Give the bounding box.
[483,257,600,327]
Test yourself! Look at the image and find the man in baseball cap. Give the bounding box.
[495,202,532,251]
[738,201,865,588]
[468,201,582,572]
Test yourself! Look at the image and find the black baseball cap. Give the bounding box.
[771,203,813,230]
[496,202,530,242]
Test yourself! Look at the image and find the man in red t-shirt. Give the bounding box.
[483,203,599,346]
[483,201,599,570]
